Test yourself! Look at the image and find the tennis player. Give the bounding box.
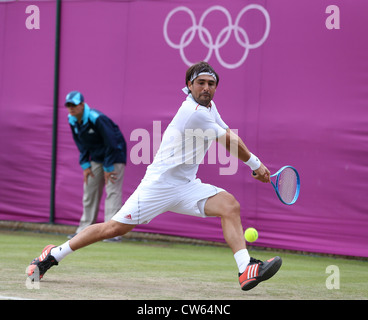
[27,61,282,291]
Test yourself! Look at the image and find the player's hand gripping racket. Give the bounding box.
[253,166,300,205]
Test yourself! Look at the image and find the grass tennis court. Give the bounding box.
[0,230,367,300]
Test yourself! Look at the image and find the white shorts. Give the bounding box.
[112,178,225,225]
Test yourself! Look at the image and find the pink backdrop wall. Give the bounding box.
[1,0,367,257]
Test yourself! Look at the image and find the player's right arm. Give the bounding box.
[218,129,270,183]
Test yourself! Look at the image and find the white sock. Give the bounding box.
[234,249,250,274]
[50,241,74,262]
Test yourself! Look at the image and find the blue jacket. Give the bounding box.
[68,104,127,172]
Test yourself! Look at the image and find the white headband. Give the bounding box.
[182,71,217,94]
[190,71,217,83]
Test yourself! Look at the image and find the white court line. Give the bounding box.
[0,295,34,300]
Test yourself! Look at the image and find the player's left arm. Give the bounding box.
[217,129,270,182]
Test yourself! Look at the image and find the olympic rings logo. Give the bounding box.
[163,5,271,69]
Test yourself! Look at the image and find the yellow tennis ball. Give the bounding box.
[244,228,258,242]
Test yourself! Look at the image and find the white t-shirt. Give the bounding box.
[142,94,228,185]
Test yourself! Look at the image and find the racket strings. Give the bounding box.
[277,168,297,204]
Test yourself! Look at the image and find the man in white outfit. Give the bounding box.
[28,62,282,291]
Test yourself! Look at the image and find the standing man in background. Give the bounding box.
[65,91,127,241]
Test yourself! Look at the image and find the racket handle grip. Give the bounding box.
[252,171,256,176]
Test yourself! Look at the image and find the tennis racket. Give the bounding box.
[253,166,300,205]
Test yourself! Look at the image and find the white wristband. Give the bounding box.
[244,153,261,170]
